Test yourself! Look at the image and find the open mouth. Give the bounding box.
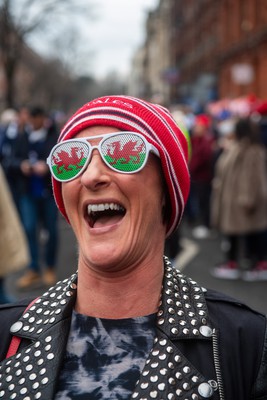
[87,202,126,228]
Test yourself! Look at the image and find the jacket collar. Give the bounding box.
[158,257,212,340]
[131,258,217,399]
[0,259,217,399]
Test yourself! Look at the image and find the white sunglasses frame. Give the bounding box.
[47,131,160,182]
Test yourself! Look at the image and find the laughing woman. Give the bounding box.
[0,96,266,400]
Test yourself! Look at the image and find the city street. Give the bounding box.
[6,215,267,316]
[177,225,267,315]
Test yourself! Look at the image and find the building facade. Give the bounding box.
[128,0,267,108]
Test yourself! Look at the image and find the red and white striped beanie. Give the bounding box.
[53,95,190,236]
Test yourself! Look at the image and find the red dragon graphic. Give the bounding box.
[106,140,144,164]
[52,147,85,174]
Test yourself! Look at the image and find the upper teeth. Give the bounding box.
[87,203,124,214]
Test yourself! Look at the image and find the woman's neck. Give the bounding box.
[74,260,164,319]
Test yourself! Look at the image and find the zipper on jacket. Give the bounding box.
[212,328,225,400]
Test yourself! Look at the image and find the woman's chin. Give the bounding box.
[81,249,122,272]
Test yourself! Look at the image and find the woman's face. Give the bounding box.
[62,126,167,274]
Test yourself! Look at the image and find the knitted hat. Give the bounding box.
[53,95,190,236]
[194,114,211,128]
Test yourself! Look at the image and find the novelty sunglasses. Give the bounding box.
[47,131,160,182]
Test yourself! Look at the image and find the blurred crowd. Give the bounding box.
[1,102,267,304]
[165,104,267,282]
[0,105,64,303]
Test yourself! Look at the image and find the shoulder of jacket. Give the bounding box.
[204,288,266,318]
[0,298,33,314]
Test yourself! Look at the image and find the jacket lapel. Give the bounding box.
[131,259,217,399]
[0,274,77,399]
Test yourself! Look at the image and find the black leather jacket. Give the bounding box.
[0,261,266,399]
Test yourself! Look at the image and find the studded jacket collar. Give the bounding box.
[0,260,221,400]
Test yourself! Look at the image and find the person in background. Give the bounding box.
[0,106,31,210]
[0,109,18,147]
[0,96,266,400]
[164,108,192,264]
[211,117,267,281]
[189,114,215,239]
[16,106,59,290]
[0,164,29,303]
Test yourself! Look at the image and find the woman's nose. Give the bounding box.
[79,150,111,190]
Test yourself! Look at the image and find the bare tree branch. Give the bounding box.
[0,0,95,108]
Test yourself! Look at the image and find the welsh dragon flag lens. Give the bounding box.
[51,141,89,181]
[101,133,146,172]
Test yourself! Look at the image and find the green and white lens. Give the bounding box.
[101,133,147,173]
[50,141,89,181]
